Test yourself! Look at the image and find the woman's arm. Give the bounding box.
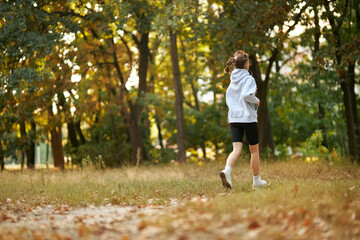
[242,77,260,104]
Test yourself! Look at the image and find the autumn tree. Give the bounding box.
[0,0,65,168]
[322,0,359,161]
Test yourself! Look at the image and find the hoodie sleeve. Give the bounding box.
[242,76,259,104]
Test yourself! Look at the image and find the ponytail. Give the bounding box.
[224,50,249,74]
[224,57,236,74]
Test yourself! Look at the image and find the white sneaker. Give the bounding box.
[220,170,232,189]
[253,178,267,190]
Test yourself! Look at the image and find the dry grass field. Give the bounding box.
[1,158,360,239]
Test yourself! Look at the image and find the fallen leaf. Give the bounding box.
[122,235,130,240]
[248,220,261,229]
[25,206,32,212]
[1,213,13,221]
[78,224,89,238]
[138,220,147,231]
[178,234,189,240]
[302,217,313,227]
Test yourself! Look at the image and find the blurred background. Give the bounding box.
[0,0,359,169]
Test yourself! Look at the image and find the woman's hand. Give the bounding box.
[257,100,260,107]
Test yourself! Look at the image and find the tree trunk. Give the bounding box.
[75,120,86,145]
[19,121,26,169]
[155,115,164,149]
[129,103,147,165]
[259,101,275,153]
[313,3,328,147]
[169,30,186,163]
[67,119,80,165]
[138,32,151,144]
[249,54,275,153]
[348,62,360,156]
[50,126,65,169]
[135,33,151,132]
[137,33,149,97]
[341,76,357,161]
[348,2,359,152]
[48,106,64,169]
[0,143,4,172]
[201,135,206,160]
[129,33,150,164]
[67,120,79,148]
[26,120,36,169]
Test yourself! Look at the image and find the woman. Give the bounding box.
[220,50,267,190]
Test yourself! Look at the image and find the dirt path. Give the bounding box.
[0,198,339,240]
[0,204,169,240]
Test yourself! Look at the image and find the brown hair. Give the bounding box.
[224,50,249,74]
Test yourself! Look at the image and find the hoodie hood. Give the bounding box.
[230,68,250,83]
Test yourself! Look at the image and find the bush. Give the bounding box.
[300,130,329,162]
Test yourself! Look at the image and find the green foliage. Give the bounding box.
[148,148,175,164]
[75,112,132,167]
[300,130,329,160]
[268,61,346,154]
[275,143,290,160]
[81,154,104,169]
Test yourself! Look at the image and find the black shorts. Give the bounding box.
[230,122,259,145]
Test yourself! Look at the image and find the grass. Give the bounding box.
[1,158,360,239]
[1,158,359,206]
[0,160,230,206]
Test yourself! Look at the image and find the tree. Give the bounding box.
[1,0,358,168]
[169,27,187,163]
[323,0,358,161]
[0,0,64,168]
[167,0,187,162]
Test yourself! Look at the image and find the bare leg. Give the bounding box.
[249,144,260,175]
[220,142,243,189]
[226,142,243,167]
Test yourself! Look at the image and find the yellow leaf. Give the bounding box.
[70,2,76,10]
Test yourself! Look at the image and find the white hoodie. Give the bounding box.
[226,68,259,123]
